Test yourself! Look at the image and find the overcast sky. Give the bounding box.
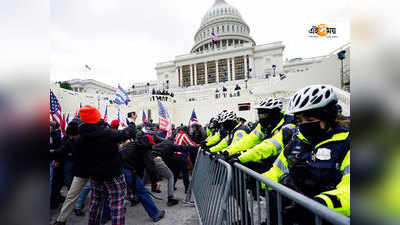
[50,0,350,89]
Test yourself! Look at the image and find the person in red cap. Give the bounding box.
[75,105,130,225]
[110,120,120,130]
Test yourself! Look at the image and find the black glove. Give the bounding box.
[227,153,241,166]
[219,151,230,161]
[200,140,206,146]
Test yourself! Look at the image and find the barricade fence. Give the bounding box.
[186,149,350,225]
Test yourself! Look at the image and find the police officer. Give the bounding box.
[261,84,350,224]
[208,111,250,153]
[224,98,295,172]
[203,111,228,148]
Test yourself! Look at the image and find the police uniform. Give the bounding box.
[210,123,250,153]
[262,126,350,216]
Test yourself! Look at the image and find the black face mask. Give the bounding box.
[298,121,329,145]
[259,111,282,129]
[223,120,237,131]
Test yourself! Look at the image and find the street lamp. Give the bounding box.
[272,65,276,77]
[337,50,346,90]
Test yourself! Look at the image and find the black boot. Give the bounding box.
[167,197,179,206]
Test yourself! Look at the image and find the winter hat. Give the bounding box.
[66,121,79,136]
[79,105,101,124]
[110,120,120,129]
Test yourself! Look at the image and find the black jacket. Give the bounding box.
[152,140,192,161]
[120,132,160,183]
[76,123,129,181]
[123,122,137,139]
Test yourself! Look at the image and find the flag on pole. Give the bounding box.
[211,31,218,41]
[66,113,70,125]
[126,118,130,126]
[142,110,148,124]
[74,103,82,118]
[188,109,198,126]
[104,105,108,122]
[114,84,131,105]
[117,106,120,121]
[157,100,172,138]
[50,90,66,136]
[85,64,92,71]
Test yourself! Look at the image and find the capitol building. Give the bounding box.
[51,0,350,126]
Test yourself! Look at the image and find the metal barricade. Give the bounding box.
[187,149,350,225]
[229,163,350,225]
[187,149,232,225]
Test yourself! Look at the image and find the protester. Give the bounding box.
[76,105,130,225]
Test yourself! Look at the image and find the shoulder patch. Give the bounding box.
[236,131,244,138]
[315,148,331,160]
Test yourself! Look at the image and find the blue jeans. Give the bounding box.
[74,181,91,209]
[49,162,53,202]
[101,195,111,225]
[122,169,133,188]
[63,161,74,188]
[135,177,159,218]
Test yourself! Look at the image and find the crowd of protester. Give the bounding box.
[50,108,206,225]
[50,84,350,225]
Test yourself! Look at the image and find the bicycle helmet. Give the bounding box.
[255,98,283,110]
[219,110,238,123]
[287,84,337,114]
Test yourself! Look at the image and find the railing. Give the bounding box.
[187,149,232,225]
[186,149,350,225]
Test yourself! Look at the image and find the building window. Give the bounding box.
[238,103,250,111]
[232,25,235,32]
[222,25,224,32]
[217,26,219,33]
[227,25,229,32]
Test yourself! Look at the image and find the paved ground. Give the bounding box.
[50,178,199,225]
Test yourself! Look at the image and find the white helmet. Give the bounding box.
[219,110,237,123]
[287,84,337,114]
[216,110,227,123]
[255,98,283,110]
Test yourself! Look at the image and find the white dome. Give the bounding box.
[200,0,243,27]
[191,0,255,53]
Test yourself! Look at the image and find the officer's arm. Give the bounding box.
[210,137,228,153]
[226,124,264,155]
[261,151,289,189]
[314,151,350,217]
[220,130,249,153]
[238,129,284,163]
[206,131,221,147]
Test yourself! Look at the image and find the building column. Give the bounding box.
[232,57,236,80]
[204,62,208,84]
[178,66,182,87]
[190,64,193,86]
[227,58,231,81]
[216,60,219,83]
[248,55,254,78]
[194,64,198,86]
[244,55,248,79]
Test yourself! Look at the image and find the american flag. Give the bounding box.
[188,109,198,126]
[114,84,131,105]
[104,105,108,122]
[50,90,66,136]
[211,31,218,41]
[85,64,91,71]
[142,110,148,124]
[157,100,172,138]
